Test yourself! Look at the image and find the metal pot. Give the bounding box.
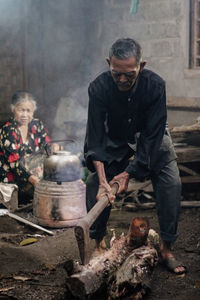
[33,179,86,228]
[43,151,81,182]
[33,150,87,228]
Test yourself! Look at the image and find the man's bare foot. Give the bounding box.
[92,238,107,257]
[160,241,186,274]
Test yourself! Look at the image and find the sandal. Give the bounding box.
[161,257,187,275]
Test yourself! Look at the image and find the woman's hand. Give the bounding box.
[109,171,130,194]
[50,143,62,154]
[28,175,40,188]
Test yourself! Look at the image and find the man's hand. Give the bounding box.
[93,160,116,204]
[109,171,130,194]
[96,181,116,204]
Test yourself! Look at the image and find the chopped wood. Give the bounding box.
[108,246,158,299]
[66,233,129,298]
[66,219,158,299]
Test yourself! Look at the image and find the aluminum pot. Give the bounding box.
[33,151,86,228]
[33,179,86,228]
[43,151,81,182]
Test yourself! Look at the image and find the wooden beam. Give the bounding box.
[178,164,200,176]
[181,176,200,183]
[175,146,200,163]
[167,96,200,110]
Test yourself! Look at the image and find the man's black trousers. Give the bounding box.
[86,159,181,243]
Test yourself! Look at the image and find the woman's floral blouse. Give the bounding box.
[0,117,50,186]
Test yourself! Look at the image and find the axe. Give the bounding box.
[74,183,119,265]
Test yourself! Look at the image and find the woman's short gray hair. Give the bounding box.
[11,91,37,112]
[109,38,142,64]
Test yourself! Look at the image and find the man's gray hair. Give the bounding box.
[11,91,37,112]
[109,38,142,64]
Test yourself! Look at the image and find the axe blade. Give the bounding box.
[74,219,90,265]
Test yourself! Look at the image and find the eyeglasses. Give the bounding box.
[111,70,137,80]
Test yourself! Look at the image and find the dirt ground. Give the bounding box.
[0,204,200,300]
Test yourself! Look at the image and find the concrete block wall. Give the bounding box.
[84,0,200,126]
[87,0,193,98]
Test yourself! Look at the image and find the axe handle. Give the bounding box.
[75,182,119,265]
[83,182,119,228]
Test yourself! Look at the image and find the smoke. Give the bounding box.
[0,0,108,154]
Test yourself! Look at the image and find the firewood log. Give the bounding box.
[65,218,158,299]
[108,245,158,300]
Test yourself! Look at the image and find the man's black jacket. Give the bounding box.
[84,69,176,180]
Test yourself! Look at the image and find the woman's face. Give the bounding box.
[13,100,34,126]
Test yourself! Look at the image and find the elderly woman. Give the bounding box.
[0,91,58,201]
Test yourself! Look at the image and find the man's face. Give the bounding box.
[108,56,142,91]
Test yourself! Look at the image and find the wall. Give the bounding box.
[0,0,25,123]
[86,0,200,126]
[0,0,200,142]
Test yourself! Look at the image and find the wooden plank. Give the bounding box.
[178,164,200,176]
[167,96,200,110]
[124,201,200,210]
[175,146,200,163]
[171,130,200,139]
[181,176,200,183]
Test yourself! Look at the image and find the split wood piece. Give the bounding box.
[67,218,157,299]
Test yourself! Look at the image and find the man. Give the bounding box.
[84,38,186,274]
